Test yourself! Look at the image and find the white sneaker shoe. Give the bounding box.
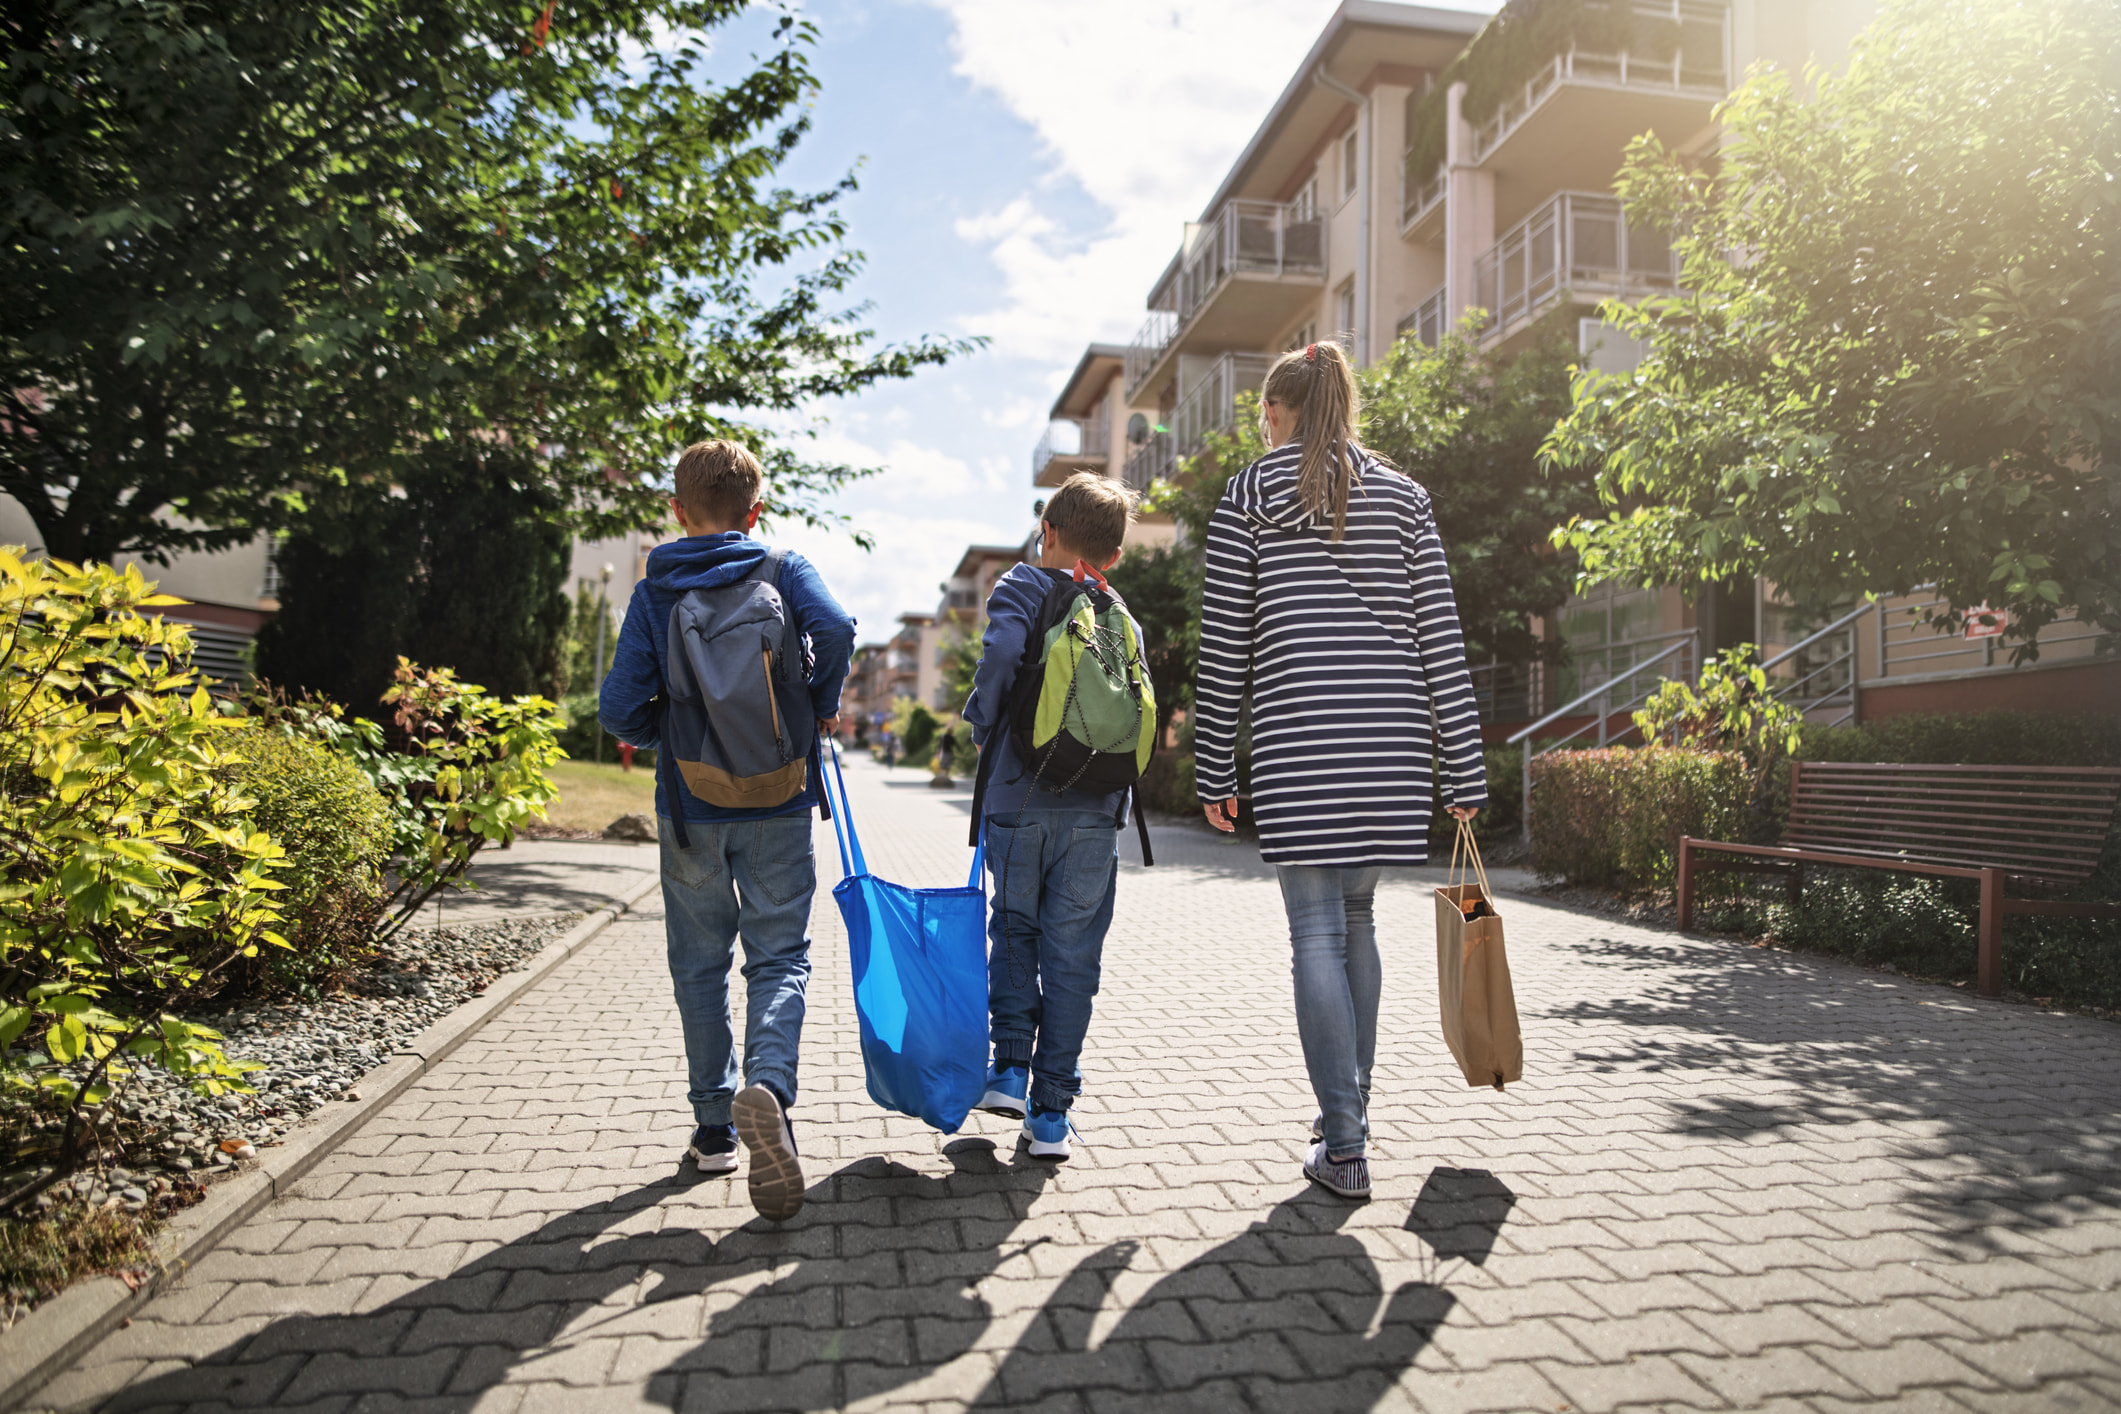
[732,1085,805,1220]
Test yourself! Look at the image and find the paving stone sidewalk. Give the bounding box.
[32,755,2121,1413]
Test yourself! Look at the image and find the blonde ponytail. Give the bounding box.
[1261,341,1365,540]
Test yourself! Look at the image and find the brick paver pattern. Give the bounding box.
[35,755,2121,1413]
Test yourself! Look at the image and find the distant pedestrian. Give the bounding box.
[1194,343,1485,1201]
[600,440,856,1221]
[962,472,1149,1161]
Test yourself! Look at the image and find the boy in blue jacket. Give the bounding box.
[962,472,1138,1161]
[599,440,854,1221]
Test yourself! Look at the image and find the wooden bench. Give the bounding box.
[1676,761,2121,995]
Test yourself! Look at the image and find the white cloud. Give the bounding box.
[921,0,1353,364]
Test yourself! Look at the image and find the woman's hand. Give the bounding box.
[1204,799,1238,833]
[1447,805,1479,823]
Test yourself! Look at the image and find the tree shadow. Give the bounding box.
[1544,929,2121,1254]
[1404,1167,1516,1267]
[100,1137,1053,1414]
[969,1191,1456,1413]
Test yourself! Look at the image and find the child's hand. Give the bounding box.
[817,714,840,736]
[1447,805,1479,823]
[1204,799,1238,833]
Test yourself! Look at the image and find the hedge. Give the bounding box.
[1529,746,1749,893]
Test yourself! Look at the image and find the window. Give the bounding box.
[1340,130,1358,201]
[1288,320,1316,352]
[1290,178,1316,223]
[1335,281,1355,343]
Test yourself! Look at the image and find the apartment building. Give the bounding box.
[1038,0,2115,738]
[1033,345,1178,552]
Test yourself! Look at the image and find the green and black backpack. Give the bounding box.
[969,566,1157,865]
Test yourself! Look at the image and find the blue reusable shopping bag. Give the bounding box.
[821,743,990,1133]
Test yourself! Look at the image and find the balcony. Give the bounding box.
[1032,410,1111,487]
[1120,431,1174,495]
[1469,2,1730,168]
[1472,191,1676,346]
[1124,199,1326,400]
[1395,285,1450,349]
[1400,165,1446,243]
[1171,352,1273,454]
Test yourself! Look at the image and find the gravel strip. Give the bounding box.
[5,915,581,1219]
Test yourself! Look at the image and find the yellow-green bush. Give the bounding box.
[221,725,392,989]
[1530,746,1748,893]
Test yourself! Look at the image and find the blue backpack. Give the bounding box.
[662,549,816,819]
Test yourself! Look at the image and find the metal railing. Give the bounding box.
[1031,413,1110,480]
[1762,601,1872,725]
[1121,431,1175,495]
[1507,631,1699,837]
[1397,285,1450,348]
[1127,199,1324,398]
[1874,591,2107,679]
[1473,191,1678,343]
[1468,1,1730,166]
[1401,165,1446,233]
[1171,352,1273,455]
[1469,658,1542,726]
[1123,310,1178,399]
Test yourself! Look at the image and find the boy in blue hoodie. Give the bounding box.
[962,472,1139,1161]
[600,440,854,1221]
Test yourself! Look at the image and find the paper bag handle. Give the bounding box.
[1450,817,1493,905]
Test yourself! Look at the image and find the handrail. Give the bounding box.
[1761,600,1874,673]
[1505,636,1694,745]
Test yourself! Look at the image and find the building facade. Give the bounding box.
[1034,0,2117,736]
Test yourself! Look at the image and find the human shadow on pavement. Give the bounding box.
[98,1137,1051,1414]
[969,1191,1455,1413]
[1545,930,2121,1252]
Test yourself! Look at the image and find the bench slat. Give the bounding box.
[1785,816,2103,860]
[1797,784,2120,817]
[1786,808,2113,856]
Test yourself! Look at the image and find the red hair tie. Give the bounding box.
[1304,343,1316,362]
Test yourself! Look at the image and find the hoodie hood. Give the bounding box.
[645,532,771,594]
[1230,442,1383,532]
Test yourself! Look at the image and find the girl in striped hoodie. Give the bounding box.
[1196,341,1487,1200]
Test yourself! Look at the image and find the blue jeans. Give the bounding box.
[984,811,1118,1113]
[658,813,816,1126]
[1276,864,1383,1161]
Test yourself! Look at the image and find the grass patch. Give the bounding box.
[543,758,658,834]
[0,1203,159,1315]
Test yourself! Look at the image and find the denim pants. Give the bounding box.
[985,811,1119,1113]
[658,813,816,1126]
[1275,864,1383,1161]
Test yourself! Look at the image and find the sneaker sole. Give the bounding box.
[1021,1135,1070,1162]
[980,1091,1028,1120]
[1303,1162,1371,1201]
[732,1088,805,1220]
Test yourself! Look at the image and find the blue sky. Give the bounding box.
[720,0,1494,643]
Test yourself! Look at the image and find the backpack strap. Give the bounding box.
[1130,781,1154,868]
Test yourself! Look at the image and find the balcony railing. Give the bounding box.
[1121,431,1175,495]
[1396,285,1450,349]
[1401,165,1446,233]
[1469,2,1730,166]
[1172,353,1274,456]
[1031,412,1111,481]
[1125,199,1325,398]
[1472,191,1677,342]
[1123,310,1179,400]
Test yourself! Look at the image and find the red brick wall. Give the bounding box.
[1861,658,2121,721]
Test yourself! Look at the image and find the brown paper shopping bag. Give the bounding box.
[1434,820,1523,1090]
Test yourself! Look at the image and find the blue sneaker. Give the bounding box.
[980,1061,1029,1120]
[1022,1105,1074,1161]
[686,1122,738,1175]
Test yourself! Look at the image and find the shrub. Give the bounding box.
[895,700,939,764]
[0,552,283,1209]
[1530,746,1749,892]
[220,725,392,991]
[553,691,651,767]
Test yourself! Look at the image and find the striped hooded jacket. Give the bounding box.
[1193,441,1487,866]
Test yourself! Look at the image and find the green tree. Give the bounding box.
[1541,0,2121,654]
[254,451,573,707]
[1103,542,1194,743]
[938,610,981,716]
[2,0,972,565]
[1363,315,1595,668]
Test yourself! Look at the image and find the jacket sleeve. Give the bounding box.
[782,552,856,721]
[963,576,1033,749]
[1403,493,1489,810]
[598,583,665,750]
[1192,488,1258,803]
